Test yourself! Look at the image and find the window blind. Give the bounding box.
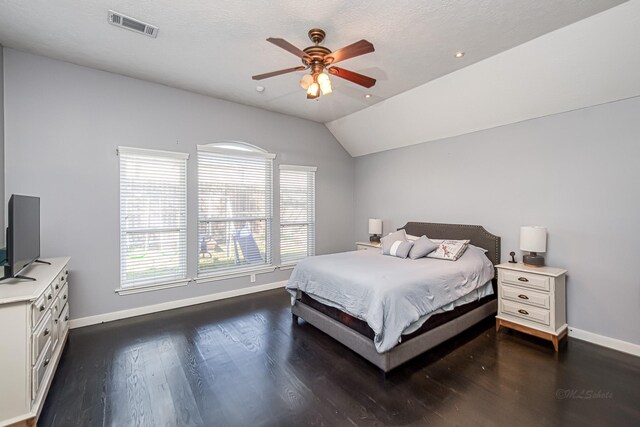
[197,145,274,276]
[118,146,188,289]
[279,165,316,265]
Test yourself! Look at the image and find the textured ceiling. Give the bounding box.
[0,0,627,123]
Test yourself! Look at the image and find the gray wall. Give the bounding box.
[3,48,355,319]
[355,96,640,345]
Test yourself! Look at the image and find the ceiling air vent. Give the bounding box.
[108,10,158,38]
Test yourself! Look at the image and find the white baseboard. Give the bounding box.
[70,281,287,329]
[568,327,640,357]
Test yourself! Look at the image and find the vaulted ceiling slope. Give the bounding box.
[0,0,626,124]
[327,1,640,157]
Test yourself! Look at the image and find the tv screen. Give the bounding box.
[7,195,41,277]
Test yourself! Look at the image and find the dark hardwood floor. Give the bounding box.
[40,289,640,426]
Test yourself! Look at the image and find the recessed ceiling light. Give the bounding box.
[256,86,265,93]
[454,51,465,58]
[364,94,372,99]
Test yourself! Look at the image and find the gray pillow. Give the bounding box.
[380,229,407,253]
[408,236,439,259]
[381,230,413,258]
[382,240,414,259]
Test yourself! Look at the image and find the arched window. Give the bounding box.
[197,142,275,277]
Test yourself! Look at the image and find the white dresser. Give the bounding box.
[0,258,70,427]
[495,263,567,351]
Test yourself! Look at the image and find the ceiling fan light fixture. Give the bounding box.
[317,72,330,85]
[320,79,332,95]
[307,82,320,98]
[300,74,313,89]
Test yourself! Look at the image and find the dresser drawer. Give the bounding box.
[32,312,54,365]
[52,275,64,295]
[59,303,70,339]
[31,293,48,328]
[59,282,69,306]
[501,300,550,326]
[32,340,53,400]
[501,284,550,309]
[502,270,550,292]
[44,285,54,306]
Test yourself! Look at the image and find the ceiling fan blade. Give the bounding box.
[267,38,311,60]
[327,67,376,88]
[252,66,307,80]
[324,40,374,64]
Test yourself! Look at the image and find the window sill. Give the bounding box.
[115,278,191,296]
[279,263,298,271]
[196,265,277,284]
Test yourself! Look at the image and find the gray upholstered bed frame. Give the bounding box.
[291,222,501,373]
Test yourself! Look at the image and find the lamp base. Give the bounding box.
[369,234,381,243]
[523,252,545,267]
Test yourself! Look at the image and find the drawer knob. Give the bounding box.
[44,328,50,336]
[54,319,58,324]
[518,277,529,282]
[64,315,69,321]
[65,270,69,275]
[63,295,67,300]
[518,294,529,300]
[39,305,45,312]
[44,358,50,367]
[55,284,59,290]
[48,294,53,300]
[518,309,529,315]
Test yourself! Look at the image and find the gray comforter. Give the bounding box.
[286,245,495,353]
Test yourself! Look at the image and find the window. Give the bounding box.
[118,147,188,289]
[279,165,316,265]
[197,142,274,276]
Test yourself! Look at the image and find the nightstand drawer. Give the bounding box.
[501,284,550,309]
[501,300,550,326]
[502,270,550,292]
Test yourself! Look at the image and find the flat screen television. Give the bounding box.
[4,195,42,280]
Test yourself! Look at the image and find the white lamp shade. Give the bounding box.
[368,218,382,235]
[520,226,547,253]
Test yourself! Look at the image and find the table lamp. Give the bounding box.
[369,219,382,243]
[520,226,547,266]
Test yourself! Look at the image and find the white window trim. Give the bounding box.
[279,164,317,172]
[197,144,276,159]
[195,265,277,284]
[115,278,191,295]
[117,146,190,160]
[118,146,189,292]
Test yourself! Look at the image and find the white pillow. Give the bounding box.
[426,239,470,261]
[406,234,420,242]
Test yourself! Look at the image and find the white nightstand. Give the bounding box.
[356,241,382,253]
[495,263,568,351]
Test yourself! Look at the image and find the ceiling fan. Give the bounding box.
[252,28,376,100]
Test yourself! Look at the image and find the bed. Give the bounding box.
[287,222,501,373]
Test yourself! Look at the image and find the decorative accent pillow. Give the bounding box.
[381,229,406,247]
[408,236,439,259]
[426,239,470,261]
[381,230,411,258]
[383,240,414,259]
[406,234,420,242]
